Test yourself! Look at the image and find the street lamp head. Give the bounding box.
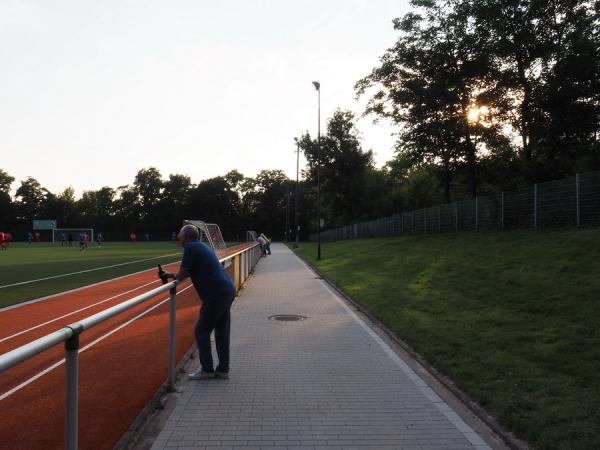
[312,81,320,90]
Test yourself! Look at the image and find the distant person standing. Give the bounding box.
[61,232,67,247]
[259,233,271,255]
[68,233,73,246]
[145,233,150,242]
[83,232,90,250]
[3,232,11,250]
[130,232,137,243]
[0,232,5,251]
[96,232,103,246]
[160,224,236,380]
[34,232,40,242]
[171,231,177,243]
[257,233,267,256]
[79,232,85,251]
[27,232,33,244]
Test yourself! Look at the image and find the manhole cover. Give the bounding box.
[268,314,307,322]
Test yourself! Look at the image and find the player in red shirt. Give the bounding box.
[0,232,5,251]
[130,232,137,243]
[34,231,41,242]
[5,232,12,249]
[84,232,90,250]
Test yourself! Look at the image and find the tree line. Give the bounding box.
[1,0,598,239]
[0,167,310,241]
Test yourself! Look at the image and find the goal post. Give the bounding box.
[52,228,94,244]
[183,220,227,252]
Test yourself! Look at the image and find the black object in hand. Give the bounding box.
[157,264,169,284]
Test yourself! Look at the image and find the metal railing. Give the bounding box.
[311,170,600,241]
[0,242,261,450]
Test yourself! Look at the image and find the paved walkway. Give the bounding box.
[151,243,491,450]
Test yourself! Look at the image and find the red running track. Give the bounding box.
[0,243,256,450]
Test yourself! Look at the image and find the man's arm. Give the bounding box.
[173,267,190,281]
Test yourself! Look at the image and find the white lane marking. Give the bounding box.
[0,261,180,312]
[0,279,158,343]
[0,253,181,289]
[0,284,194,401]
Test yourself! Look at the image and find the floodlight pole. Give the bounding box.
[294,140,300,248]
[313,81,321,260]
[285,185,290,242]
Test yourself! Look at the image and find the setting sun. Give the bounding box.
[467,105,489,123]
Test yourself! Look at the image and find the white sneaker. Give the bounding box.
[189,369,214,380]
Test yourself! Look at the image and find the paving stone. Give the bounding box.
[151,244,491,450]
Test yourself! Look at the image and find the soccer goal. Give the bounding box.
[183,220,227,252]
[246,230,257,242]
[52,228,94,244]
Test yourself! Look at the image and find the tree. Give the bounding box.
[0,169,15,229]
[469,0,600,177]
[41,187,78,227]
[298,110,375,226]
[188,176,241,240]
[15,177,46,223]
[78,187,116,231]
[160,174,193,232]
[0,169,14,194]
[132,167,164,232]
[356,0,508,199]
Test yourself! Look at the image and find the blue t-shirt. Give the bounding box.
[181,240,235,302]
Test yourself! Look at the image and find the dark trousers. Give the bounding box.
[194,294,234,373]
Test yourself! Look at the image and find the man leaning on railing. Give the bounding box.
[160,224,235,380]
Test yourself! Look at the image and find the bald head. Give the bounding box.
[178,224,199,246]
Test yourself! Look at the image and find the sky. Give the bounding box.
[1,0,408,196]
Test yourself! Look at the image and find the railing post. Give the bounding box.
[65,325,82,450]
[167,285,177,391]
[576,173,580,226]
[534,183,538,228]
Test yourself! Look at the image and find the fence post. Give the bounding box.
[576,173,580,226]
[475,197,479,231]
[167,286,177,391]
[65,327,81,450]
[501,191,504,229]
[455,202,458,230]
[534,183,538,228]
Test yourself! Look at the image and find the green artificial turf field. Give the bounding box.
[295,228,600,450]
[0,242,182,308]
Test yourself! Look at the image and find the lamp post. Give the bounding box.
[312,81,321,260]
[294,139,300,248]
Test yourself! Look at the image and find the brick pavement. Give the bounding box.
[151,243,491,450]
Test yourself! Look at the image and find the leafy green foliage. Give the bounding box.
[357,0,600,199]
[295,229,600,450]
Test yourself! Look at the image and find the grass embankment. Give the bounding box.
[0,242,181,308]
[295,229,600,450]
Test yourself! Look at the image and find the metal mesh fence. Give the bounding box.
[312,170,600,242]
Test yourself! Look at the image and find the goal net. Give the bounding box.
[183,220,227,252]
[52,228,94,244]
[246,231,257,242]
